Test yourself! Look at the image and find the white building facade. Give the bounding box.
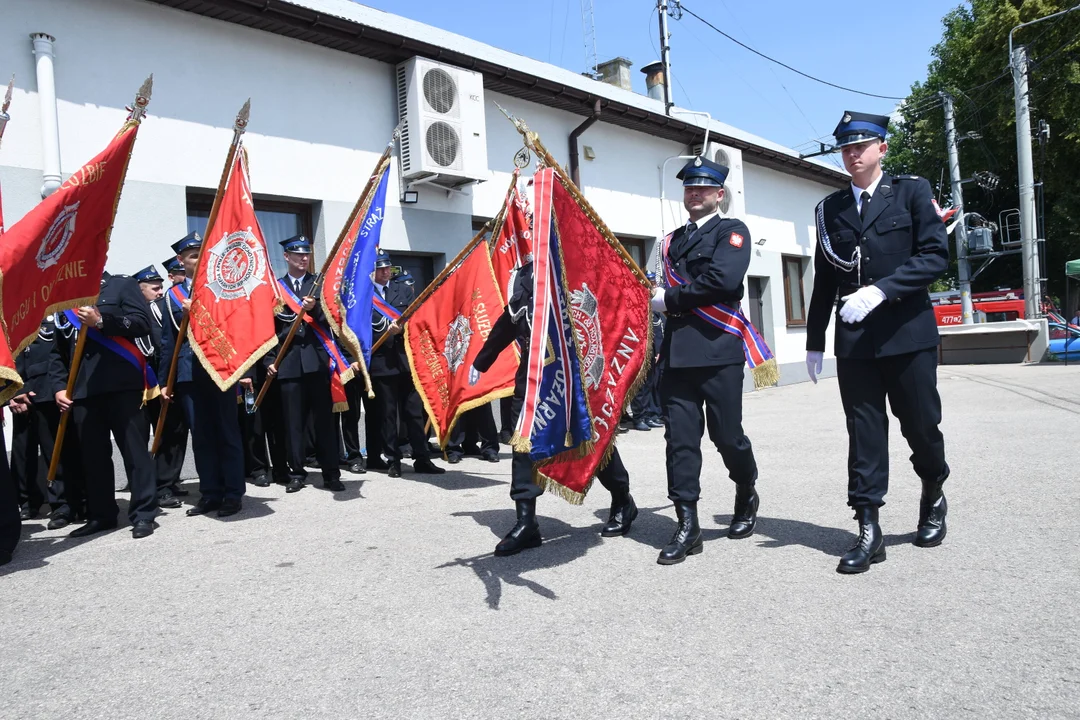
[0,0,844,385]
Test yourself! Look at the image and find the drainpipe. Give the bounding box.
[569,99,602,189]
[31,33,62,198]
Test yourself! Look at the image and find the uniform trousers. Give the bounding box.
[509,445,630,501]
[176,368,245,502]
[0,432,19,562]
[371,373,431,463]
[10,402,79,515]
[447,403,499,456]
[248,378,290,483]
[836,348,948,508]
[278,371,340,482]
[70,391,158,525]
[660,362,757,503]
[630,362,662,421]
[148,395,188,495]
[338,376,366,462]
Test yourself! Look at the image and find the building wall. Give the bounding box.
[0,0,839,380]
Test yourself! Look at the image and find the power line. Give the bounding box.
[678,3,906,100]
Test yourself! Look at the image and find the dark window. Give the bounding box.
[783,255,807,326]
[388,253,436,293]
[747,277,766,332]
[617,236,645,271]
[187,192,313,279]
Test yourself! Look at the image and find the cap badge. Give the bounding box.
[842,113,852,123]
[694,157,702,166]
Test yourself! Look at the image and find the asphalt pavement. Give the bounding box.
[2,363,1078,719]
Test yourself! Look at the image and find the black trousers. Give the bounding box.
[250,378,290,483]
[338,376,365,462]
[447,403,499,456]
[499,397,514,438]
[10,403,51,512]
[371,373,430,463]
[0,432,19,561]
[836,349,948,508]
[279,371,340,482]
[185,369,246,502]
[630,362,662,420]
[509,445,630,501]
[148,395,189,493]
[660,362,757,503]
[70,391,158,525]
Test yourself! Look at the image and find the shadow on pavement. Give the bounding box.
[407,470,506,491]
[595,504,727,551]
[727,514,915,556]
[438,508,601,610]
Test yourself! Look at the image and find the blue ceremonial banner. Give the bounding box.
[512,168,592,462]
[322,162,390,365]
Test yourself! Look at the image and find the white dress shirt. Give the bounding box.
[852,173,885,214]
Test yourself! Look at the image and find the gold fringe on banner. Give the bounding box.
[752,358,780,390]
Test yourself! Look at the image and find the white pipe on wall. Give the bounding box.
[31,33,62,198]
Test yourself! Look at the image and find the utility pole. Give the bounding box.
[1011,43,1042,319]
[658,0,673,115]
[941,92,975,324]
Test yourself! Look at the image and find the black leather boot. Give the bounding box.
[657,502,703,565]
[728,484,759,539]
[915,477,948,548]
[837,506,885,574]
[601,492,638,537]
[494,500,542,556]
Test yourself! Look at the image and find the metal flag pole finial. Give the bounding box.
[128,74,153,122]
[235,98,251,132]
[1,74,13,115]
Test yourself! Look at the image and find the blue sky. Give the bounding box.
[355,0,961,159]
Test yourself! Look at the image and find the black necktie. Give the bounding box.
[294,278,302,296]
[686,221,698,237]
[859,191,871,224]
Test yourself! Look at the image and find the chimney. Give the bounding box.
[641,60,665,102]
[596,57,633,92]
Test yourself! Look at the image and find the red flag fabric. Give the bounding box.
[534,171,652,503]
[0,327,20,404]
[490,181,533,302]
[0,122,139,358]
[404,240,516,446]
[188,147,282,389]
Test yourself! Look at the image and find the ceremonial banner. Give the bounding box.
[0,121,140,358]
[188,147,282,389]
[321,159,390,365]
[490,176,532,302]
[404,239,516,446]
[533,169,653,503]
[513,168,593,464]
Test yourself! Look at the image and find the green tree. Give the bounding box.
[884,0,1080,309]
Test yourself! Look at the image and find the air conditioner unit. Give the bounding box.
[396,57,488,188]
[692,141,746,219]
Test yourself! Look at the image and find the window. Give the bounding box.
[617,236,646,271]
[388,253,436,292]
[187,192,314,279]
[782,255,807,326]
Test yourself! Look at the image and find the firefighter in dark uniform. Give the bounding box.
[651,156,760,565]
[9,317,83,528]
[48,272,160,539]
[157,237,249,518]
[806,111,950,574]
[630,271,665,431]
[266,236,344,493]
[141,262,187,508]
[368,251,444,477]
[472,261,638,556]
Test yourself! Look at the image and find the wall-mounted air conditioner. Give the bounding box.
[692,141,746,220]
[396,57,488,188]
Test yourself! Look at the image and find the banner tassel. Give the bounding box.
[751,358,780,390]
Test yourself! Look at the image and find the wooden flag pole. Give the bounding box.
[48,76,154,484]
[151,99,250,455]
[252,131,398,411]
[367,171,519,356]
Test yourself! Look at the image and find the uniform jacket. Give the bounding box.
[474,262,532,397]
[15,320,58,404]
[659,215,752,368]
[47,273,154,399]
[155,281,194,383]
[368,280,414,377]
[806,174,949,359]
[270,272,330,380]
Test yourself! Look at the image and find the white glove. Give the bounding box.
[468,365,481,386]
[839,285,886,324]
[806,351,823,384]
[650,287,667,312]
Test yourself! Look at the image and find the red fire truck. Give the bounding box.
[930,288,1025,326]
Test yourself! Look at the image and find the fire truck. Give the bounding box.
[930,288,1025,326]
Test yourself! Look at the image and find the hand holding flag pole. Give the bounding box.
[48,75,154,483]
[251,130,400,411]
[151,98,249,456]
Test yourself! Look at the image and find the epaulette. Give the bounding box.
[893,174,922,181]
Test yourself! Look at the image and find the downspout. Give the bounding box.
[31,33,62,198]
[569,99,602,189]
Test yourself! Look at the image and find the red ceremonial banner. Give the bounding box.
[535,173,652,503]
[404,240,516,446]
[0,122,139,359]
[490,180,532,302]
[188,147,282,389]
[0,326,20,404]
